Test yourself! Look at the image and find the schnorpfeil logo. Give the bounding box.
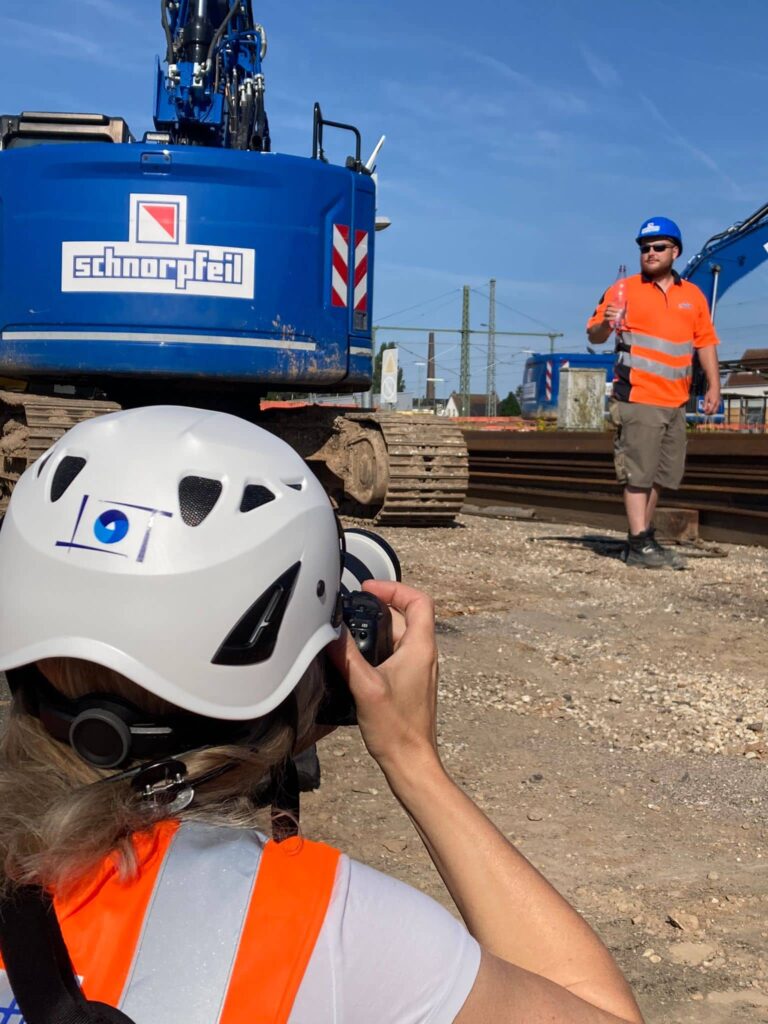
[56,495,173,563]
[61,193,255,299]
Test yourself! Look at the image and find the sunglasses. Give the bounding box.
[639,243,675,254]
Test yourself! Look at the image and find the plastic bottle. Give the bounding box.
[610,264,627,331]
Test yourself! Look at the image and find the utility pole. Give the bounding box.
[415,361,426,411]
[459,285,471,417]
[486,278,497,416]
[370,316,565,418]
[426,331,436,407]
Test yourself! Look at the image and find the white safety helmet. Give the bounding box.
[0,406,342,720]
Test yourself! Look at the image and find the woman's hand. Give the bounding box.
[327,580,441,779]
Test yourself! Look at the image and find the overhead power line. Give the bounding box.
[374,287,461,324]
[470,287,558,333]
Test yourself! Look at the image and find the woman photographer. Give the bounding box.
[0,406,643,1024]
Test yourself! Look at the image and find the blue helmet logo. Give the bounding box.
[636,216,683,255]
[94,509,130,545]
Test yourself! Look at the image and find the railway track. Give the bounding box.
[463,430,768,546]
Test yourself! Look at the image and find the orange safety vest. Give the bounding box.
[0,821,340,1024]
[586,271,719,408]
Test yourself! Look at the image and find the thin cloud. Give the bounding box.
[0,16,144,71]
[580,46,620,89]
[0,17,101,57]
[80,0,137,25]
[664,52,768,84]
[639,93,743,198]
[461,48,588,115]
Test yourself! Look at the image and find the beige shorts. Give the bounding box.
[609,400,687,490]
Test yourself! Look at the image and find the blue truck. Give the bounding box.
[520,353,614,419]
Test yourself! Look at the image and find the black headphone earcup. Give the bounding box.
[69,708,133,769]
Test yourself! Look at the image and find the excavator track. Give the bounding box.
[260,407,469,525]
[0,391,120,514]
[0,395,469,527]
[347,413,468,525]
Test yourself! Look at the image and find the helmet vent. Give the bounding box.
[212,562,300,666]
[50,456,87,502]
[240,484,275,513]
[36,451,53,478]
[284,480,305,492]
[179,476,223,527]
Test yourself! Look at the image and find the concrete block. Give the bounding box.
[655,507,699,543]
[557,369,606,431]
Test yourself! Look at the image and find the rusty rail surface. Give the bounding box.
[463,430,768,546]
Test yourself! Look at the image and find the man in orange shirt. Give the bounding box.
[587,217,720,568]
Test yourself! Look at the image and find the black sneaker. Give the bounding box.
[647,528,686,569]
[624,530,669,569]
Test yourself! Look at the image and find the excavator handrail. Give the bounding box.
[312,103,364,171]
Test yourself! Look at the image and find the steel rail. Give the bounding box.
[462,430,768,547]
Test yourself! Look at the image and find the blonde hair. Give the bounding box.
[0,657,324,897]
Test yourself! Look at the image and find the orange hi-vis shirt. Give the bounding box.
[586,271,719,407]
[0,821,341,1024]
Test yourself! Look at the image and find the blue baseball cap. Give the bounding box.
[636,217,683,255]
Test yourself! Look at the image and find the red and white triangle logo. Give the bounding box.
[137,201,179,243]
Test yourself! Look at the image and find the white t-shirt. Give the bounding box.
[291,855,482,1023]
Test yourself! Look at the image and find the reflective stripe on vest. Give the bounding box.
[0,822,340,1024]
[120,823,261,1023]
[620,330,693,360]
[616,349,692,381]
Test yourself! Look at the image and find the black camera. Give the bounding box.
[316,529,399,726]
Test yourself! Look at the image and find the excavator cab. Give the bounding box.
[0,112,133,149]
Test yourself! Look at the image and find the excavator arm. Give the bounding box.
[683,201,768,318]
[155,0,270,150]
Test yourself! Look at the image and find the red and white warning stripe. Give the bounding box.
[331,224,350,307]
[545,360,553,401]
[353,230,369,312]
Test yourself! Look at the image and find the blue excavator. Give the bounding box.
[683,201,768,320]
[0,1,468,523]
[682,201,768,388]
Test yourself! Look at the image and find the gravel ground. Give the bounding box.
[303,512,768,1024]
[1,511,766,1022]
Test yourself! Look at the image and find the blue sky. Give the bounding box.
[2,0,768,400]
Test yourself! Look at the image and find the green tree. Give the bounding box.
[373,342,406,393]
[498,390,522,416]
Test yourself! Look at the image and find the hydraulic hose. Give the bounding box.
[206,0,242,69]
[160,0,174,62]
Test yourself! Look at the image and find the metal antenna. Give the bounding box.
[365,134,386,172]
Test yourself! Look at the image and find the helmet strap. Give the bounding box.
[0,881,137,1023]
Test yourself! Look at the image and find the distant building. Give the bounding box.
[737,349,768,374]
[722,368,768,428]
[442,392,499,417]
